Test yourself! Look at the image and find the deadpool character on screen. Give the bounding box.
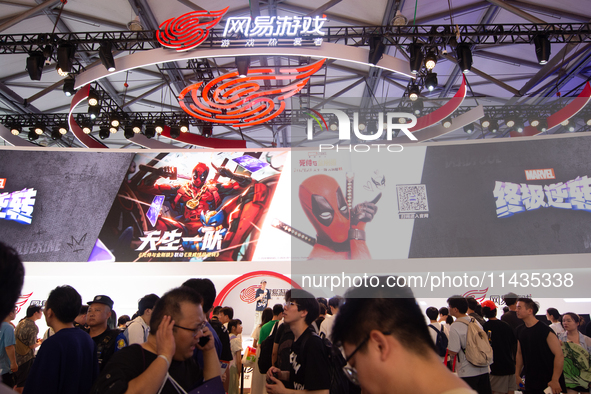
[299,174,379,260]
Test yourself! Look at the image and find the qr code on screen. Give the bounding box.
[396,184,429,212]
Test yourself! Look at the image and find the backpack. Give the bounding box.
[115,319,146,348]
[428,324,449,357]
[257,321,279,374]
[457,318,493,367]
[301,331,360,394]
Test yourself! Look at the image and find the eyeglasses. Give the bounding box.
[342,331,391,386]
[284,301,299,308]
[174,321,207,337]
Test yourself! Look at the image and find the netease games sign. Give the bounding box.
[306,110,419,152]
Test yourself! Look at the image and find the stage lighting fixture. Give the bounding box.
[109,114,121,128]
[144,124,156,139]
[81,121,92,134]
[202,125,213,137]
[480,117,491,128]
[26,51,45,81]
[456,43,472,73]
[42,45,53,64]
[132,120,143,134]
[514,121,524,133]
[329,123,338,131]
[10,125,21,136]
[169,125,181,139]
[442,117,452,128]
[489,120,499,133]
[109,125,118,134]
[408,43,423,74]
[99,41,116,72]
[179,120,189,133]
[408,84,420,101]
[586,115,591,126]
[99,126,110,139]
[424,50,437,70]
[505,117,516,128]
[568,123,575,132]
[88,91,99,106]
[58,123,68,135]
[56,44,75,76]
[464,123,475,134]
[124,126,134,139]
[28,130,39,141]
[534,35,551,65]
[34,123,45,135]
[236,56,250,78]
[391,10,408,26]
[155,120,165,134]
[368,36,386,66]
[529,116,540,128]
[51,128,62,140]
[561,119,569,126]
[88,106,100,121]
[63,77,76,97]
[412,100,423,115]
[537,119,548,132]
[425,72,438,91]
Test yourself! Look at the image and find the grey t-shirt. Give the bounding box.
[447,316,490,378]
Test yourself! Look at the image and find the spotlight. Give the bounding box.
[99,126,110,139]
[169,125,181,139]
[109,125,118,134]
[28,130,39,141]
[10,125,21,136]
[412,100,423,115]
[568,124,575,132]
[99,41,116,72]
[480,117,491,128]
[586,115,591,126]
[155,120,165,134]
[88,106,100,121]
[537,119,548,132]
[425,72,438,91]
[561,119,569,126]
[58,123,68,135]
[63,77,76,97]
[42,45,53,64]
[56,43,75,76]
[424,50,437,70]
[34,123,45,135]
[124,125,134,139]
[109,114,121,128]
[489,120,499,133]
[391,10,408,26]
[81,121,92,134]
[505,117,516,128]
[464,123,475,134]
[132,120,143,134]
[368,36,386,66]
[236,56,250,78]
[515,121,524,133]
[408,43,423,74]
[179,120,189,133]
[51,128,62,140]
[529,116,540,128]
[442,117,452,128]
[408,84,420,101]
[456,43,472,73]
[144,124,156,139]
[88,91,99,106]
[534,35,551,65]
[26,51,45,81]
[202,125,213,137]
[329,123,338,131]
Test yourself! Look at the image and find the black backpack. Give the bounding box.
[301,332,360,394]
[429,324,449,357]
[258,321,279,374]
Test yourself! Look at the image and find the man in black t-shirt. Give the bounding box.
[266,289,330,394]
[515,297,566,394]
[501,292,523,333]
[254,280,271,325]
[86,295,124,371]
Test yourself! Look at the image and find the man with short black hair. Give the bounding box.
[515,297,565,394]
[74,305,88,329]
[23,285,98,394]
[331,277,474,394]
[219,307,234,326]
[466,297,486,326]
[86,295,123,371]
[126,293,159,345]
[14,305,42,392]
[266,289,330,394]
[500,293,522,332]
[259,304,283,344]
[447,296,492,394]
[91,287,221,394]
[319,296,342,341]
[427,306,447,362]
[254,280,271,326]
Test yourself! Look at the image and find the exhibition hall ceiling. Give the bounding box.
[0,0,590,148]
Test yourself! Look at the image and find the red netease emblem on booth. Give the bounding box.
[239,285,260,304]
[0,178,5,189]
[156,7,229,52]
[524,168,556,181]
[179,59,326,128]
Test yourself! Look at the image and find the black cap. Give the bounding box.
[87,295,114,309]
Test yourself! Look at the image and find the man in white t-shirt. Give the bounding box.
[126,294,159,345]
[447,296,492,394]
[319,296,343,341]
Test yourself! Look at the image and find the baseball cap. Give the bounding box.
[87,295,114,309]
[481,300,497,310]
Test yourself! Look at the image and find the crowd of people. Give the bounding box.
[2,240,591,394]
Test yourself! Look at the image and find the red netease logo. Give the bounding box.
[15,292,33,314]
[239,285,260,304]
[157,7,229,52]
[525,168,556,181]
[179,59,326,128]
[462,288,488,303]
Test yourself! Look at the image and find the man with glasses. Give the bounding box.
[91,286,221,394]
[266,289,330,394]
[331,277,475,394]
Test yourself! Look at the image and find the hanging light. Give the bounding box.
[124,125,134,139]
[109,114,121,128]
[26,51,45,81]
[561,119,569,126]
[489,120,499,133]
[10,125,21,136]
[82,121,92,134]
[179,120,189,133]
[424,50,438,70]
[34,123,45,135]
[99,126,110,139]
[99,41,116,72]
[51,128,62,140]
[28,129,39,141]
[155,120,165,134]
[368,36,386,66]
[408,44,423,74]
[391,10,408,26]
[534,35,551,65]
[63,77,76,97]
[169,125,181,139]
[464,123,475,134]
[442,117,452,128]
[514,120,524,133]
[480,117,491,128]
[88,105,100,120]
[56,43,75,76]
[88,91,99,107]
[235,56,250,78]
[529,116,540,128]
[408,84,420,101]
[132,120,143,134]
[537,119,548,132]
[58,123,68,135]
[425,72,438,91]
[144,124,156,139]
[456,43,472,73]
[505,117,516,128]
[412,100,423,115]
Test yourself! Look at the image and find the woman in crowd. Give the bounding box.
[251,308,273,394]
[558,313,591,393]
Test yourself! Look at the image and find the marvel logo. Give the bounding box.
[0,178,5,189]
[524,168,555,181]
